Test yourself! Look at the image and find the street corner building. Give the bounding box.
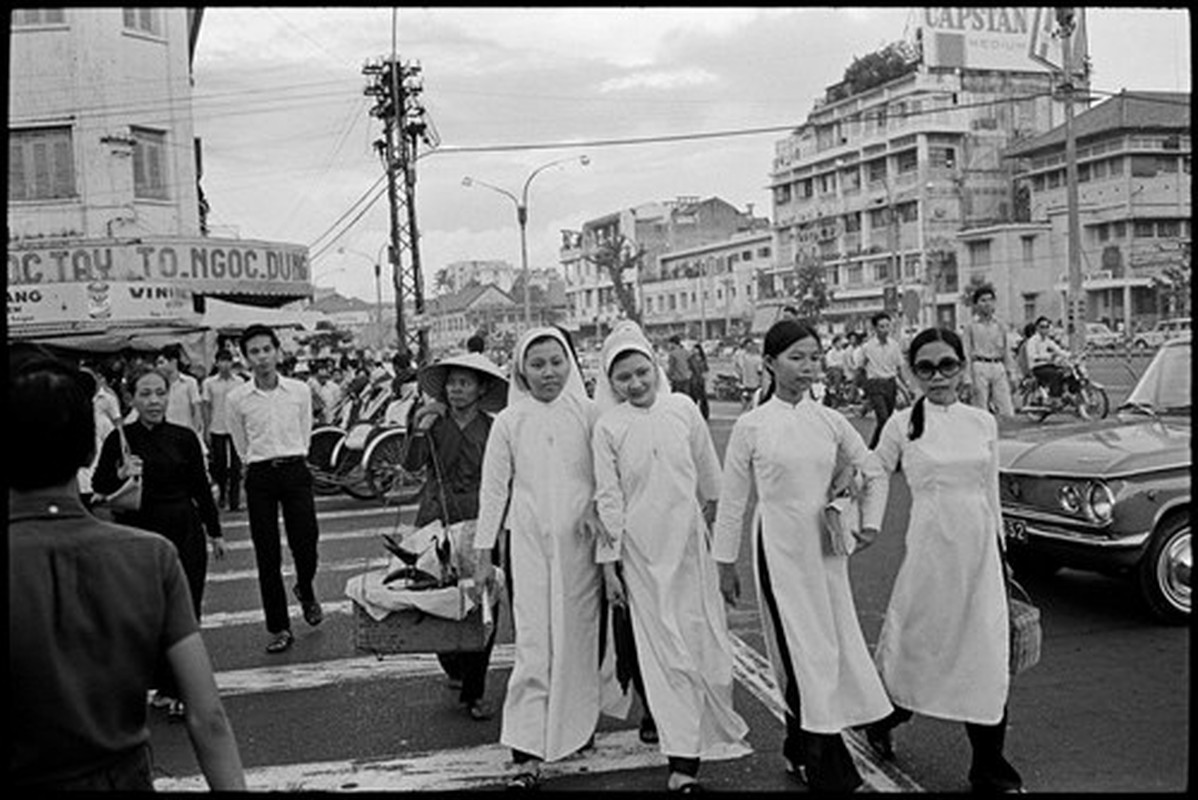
[7,8,312,358]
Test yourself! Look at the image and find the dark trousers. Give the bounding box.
[689,375,710,420]
[209,432,242,510]
[758,527,862,792]
[245,459,321,634]
[1032,364,1078,398]
[864,377,898,449]
[868,706,1022,792]
[437,610,498,705]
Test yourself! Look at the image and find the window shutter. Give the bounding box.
[32,141,52,199]
[9,142,27,200]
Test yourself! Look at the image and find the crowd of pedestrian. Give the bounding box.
[10,311,1027,792]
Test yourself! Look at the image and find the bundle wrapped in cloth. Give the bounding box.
[346,519,502,655]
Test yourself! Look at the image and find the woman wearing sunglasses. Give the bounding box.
[862,327,1024,794]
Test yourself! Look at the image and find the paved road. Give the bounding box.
[145,357,1186,791]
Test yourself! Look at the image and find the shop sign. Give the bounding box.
[7,237,310,295]
[7,282,197,326]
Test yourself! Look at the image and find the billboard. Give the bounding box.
[919,7,1088,76]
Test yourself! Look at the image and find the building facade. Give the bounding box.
[768,65,1074,333]
[999,90,1191,331]
[560,196,765,344]
[7,8,310,342]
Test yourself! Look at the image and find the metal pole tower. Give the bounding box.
[363,53,437,367]
[1057,8,1085,354]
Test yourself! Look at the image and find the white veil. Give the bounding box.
[507,326,589,406]
[593,321,669,415]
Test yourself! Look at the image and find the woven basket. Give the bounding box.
[353,601,489,656]
[1008,580,1042,676]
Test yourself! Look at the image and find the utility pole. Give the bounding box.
[1058,7,1086,354]
[363,50,437,366]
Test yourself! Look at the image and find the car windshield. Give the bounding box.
[1122,340,1191,415]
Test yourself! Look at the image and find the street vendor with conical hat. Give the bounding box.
[402,350,508,722]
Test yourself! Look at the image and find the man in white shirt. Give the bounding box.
[203,349,245,511]
[962,285,1017,418]
[1025,316,1076,399]
[227,325,323,654]
[861,313,912,448]
[311,361,343,426]
[157,344,204,437]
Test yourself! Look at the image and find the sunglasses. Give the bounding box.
[912,358,964,380]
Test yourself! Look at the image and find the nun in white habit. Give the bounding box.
[473,326,630,789]
[711,318,893,792]
[591,322,751,792]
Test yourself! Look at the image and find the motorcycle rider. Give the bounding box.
[1025,316,1079,400]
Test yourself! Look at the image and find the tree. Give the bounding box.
[792,250,833,322]
[1159,258,1191,317]
[827,41,919,103]
[433,267,455,296]
[582,233,643,325]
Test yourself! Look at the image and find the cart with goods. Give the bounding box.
[345,518,501,656]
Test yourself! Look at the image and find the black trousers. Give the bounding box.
[689,376,710,420]
[868,705,1022,792]
[245,459,321,634]
[209,432,242,510]
[758,527,862,792]
[864,377,898,449]
[1032,364,1078,398]
[436,608,499,705]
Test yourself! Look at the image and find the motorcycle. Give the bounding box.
[713,372,742,402]
[1017,354,1110,422]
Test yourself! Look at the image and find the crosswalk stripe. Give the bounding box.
[154,728,694,791]
[192,599,923,792]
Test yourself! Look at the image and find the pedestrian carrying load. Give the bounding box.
[417,352,508,412]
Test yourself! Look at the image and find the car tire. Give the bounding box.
[1137,515,1191,624]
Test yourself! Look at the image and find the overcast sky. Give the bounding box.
[191,7,1191,303]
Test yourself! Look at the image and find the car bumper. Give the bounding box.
[1002,513,1151,570]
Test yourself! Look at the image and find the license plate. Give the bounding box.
[1003,518,1028,543]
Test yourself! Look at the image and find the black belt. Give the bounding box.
[974,356,1004,363]
[250,455,306,468]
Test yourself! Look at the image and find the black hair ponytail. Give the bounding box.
[907,395,928,441]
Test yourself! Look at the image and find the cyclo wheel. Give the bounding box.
[332,444,377,500]
[308,428,344,495]
[365,430,425,504]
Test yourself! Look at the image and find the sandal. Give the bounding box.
[466,701,493,721]
[505,770,541,790]
[265,630,294,654]
[667,776,703,793]
[784,757,807,784]
[167,699,187,721]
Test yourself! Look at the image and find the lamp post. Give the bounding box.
[337,243,388,347]
[464,154,590,330]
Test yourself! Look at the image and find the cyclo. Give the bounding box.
[307,375,425,502]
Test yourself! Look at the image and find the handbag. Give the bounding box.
[822,494,861,557]
[998,533,1042,675]
[101,420,142,512]
[1006,576,1042,675]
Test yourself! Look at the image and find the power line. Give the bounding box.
[307,174,389,250]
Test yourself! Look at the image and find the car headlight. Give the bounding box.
[1086,481,1116,524]
[1058,483,1082,514]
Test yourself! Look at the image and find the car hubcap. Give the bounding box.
[1158,527,1192,613]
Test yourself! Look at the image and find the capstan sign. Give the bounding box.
[919,7,1088,75]
[7,237,311,297]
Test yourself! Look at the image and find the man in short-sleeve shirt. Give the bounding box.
[227,324,323,654]
[861,313,911,448]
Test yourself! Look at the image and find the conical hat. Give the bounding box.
[417,352,509,413]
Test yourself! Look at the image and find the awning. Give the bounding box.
[201,297,327,333]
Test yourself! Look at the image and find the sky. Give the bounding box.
[191,7,1191,304]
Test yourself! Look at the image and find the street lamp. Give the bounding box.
[337,243,388,347]
[463,154,590,330]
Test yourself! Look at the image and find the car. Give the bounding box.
[1133,317,1190,351]
[1084,321,1122,350]
[997,335,1191,623]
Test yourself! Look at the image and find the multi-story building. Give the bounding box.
[423,283,519,356]
[7,8,309,347]
[560,196,765,344]
[769,67,1074,333]
[640,229,772,341]
[997,90,1191,331]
